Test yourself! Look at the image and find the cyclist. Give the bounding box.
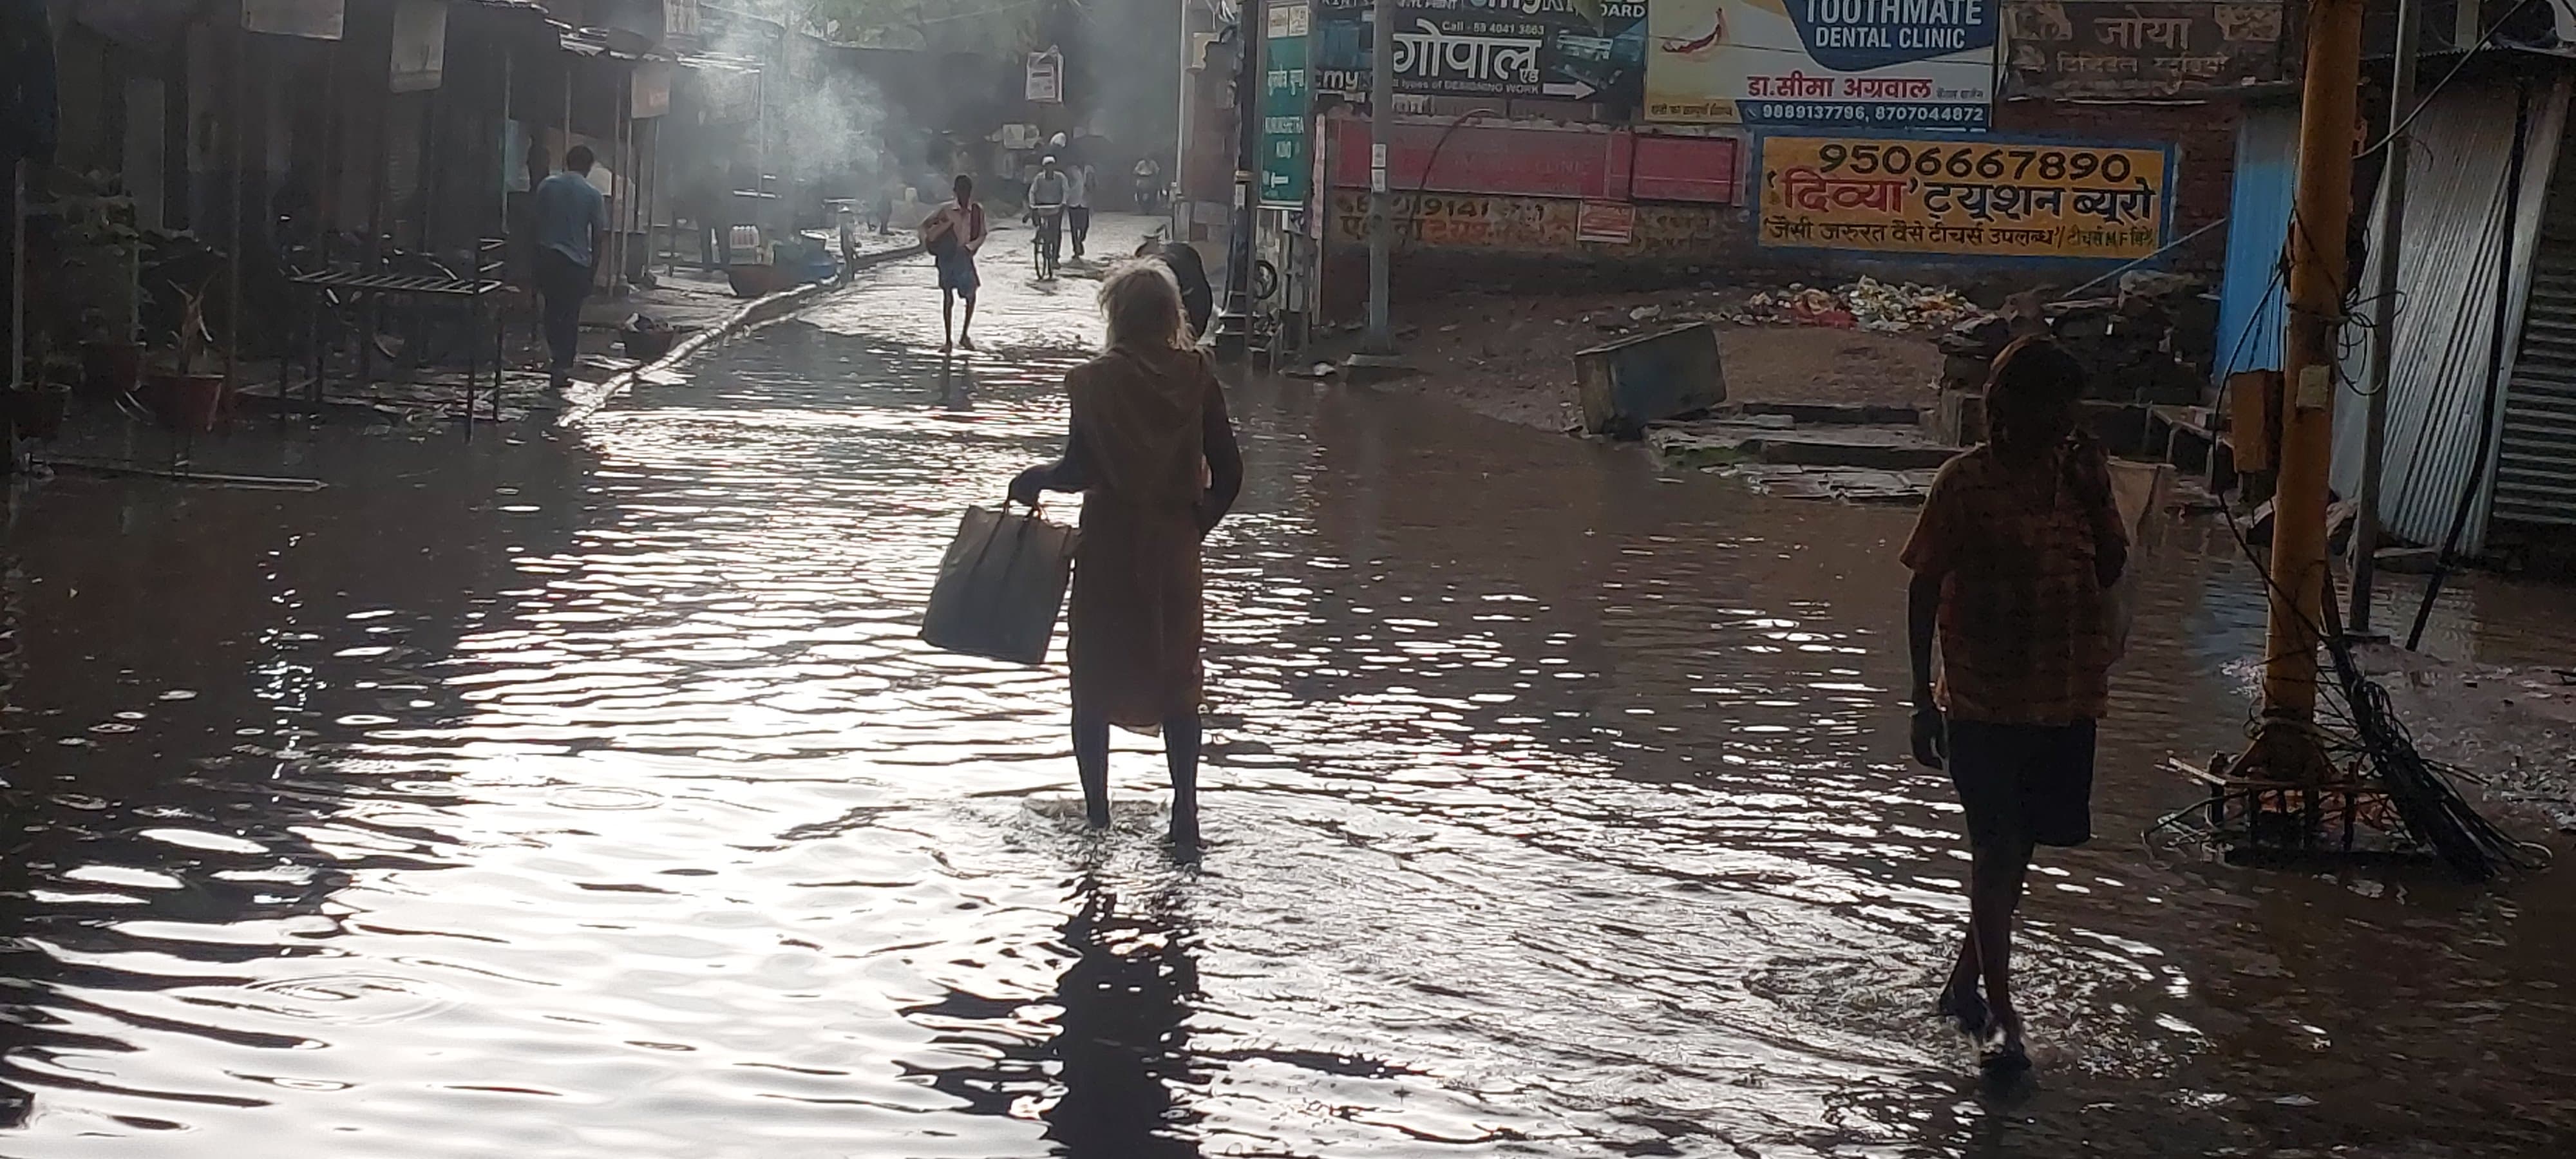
[1027,155,1070,278]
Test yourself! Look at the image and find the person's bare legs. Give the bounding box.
[1164,711,1202,851]
[1072,707,1111,828]
[940,288,956,352]
[958,293,977,351]
[1970,839,2036,1062]
[1942,923,1986,1033]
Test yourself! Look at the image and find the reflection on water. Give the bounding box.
[2,247,2576,1156]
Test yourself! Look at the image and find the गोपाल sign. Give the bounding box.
[1756,135,2172,259]
[1314,0,1648,106]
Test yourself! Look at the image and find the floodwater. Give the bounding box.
[7,216,2576,1156]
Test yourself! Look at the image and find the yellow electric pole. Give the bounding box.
[2243,0,2364,784]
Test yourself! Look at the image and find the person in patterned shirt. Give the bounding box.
[1902,336,2128,1072]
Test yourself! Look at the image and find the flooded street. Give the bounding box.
[10,216,2576,1156]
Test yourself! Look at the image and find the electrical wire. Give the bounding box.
[2191,164,2538,876]
[2353,0,2549,163]
[1365,109,1500,258]
[2318,580,2553,877]
[2055,216,2231,302]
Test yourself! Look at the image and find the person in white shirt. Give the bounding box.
[1027,156,1070,274]
[1065,162,1091,259]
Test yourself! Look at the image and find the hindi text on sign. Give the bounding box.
[1757,135,2171,259]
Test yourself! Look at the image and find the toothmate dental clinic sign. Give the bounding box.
[1647,0,1999,129]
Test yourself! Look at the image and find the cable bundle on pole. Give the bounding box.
[2316,590,2547,880]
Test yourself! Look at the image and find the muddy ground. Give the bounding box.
[1358,285,1946,431]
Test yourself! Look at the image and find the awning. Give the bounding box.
[75,0,192,50]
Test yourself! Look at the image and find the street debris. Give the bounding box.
[1931,272,2215,449]
[1730,462,1941,504]
[1727,278,1988,333]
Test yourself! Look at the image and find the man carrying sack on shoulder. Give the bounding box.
[922,174,987,353]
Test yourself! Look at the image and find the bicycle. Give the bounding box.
[1028,205,1065,280]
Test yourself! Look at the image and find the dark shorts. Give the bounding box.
[935,250,979,297]
[1948,718,2097,851]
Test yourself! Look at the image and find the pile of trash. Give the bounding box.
[1727,278,1988,333]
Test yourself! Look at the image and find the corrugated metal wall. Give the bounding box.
[2492,116,2576,532]
[2330,78,2568,557]
[2214,102,2300,384]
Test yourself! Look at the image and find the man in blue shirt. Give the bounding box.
[533,145,608,388]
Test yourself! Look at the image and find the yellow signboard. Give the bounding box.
[1756,135,2171,260]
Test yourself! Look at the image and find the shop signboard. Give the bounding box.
[242,0,344,39]
[633,62,674,119]
[1325,120,1745,205]
[2001,1,2284,99]
[1577,200,1638,243]
[389,0,446,93]
[1314,0,1648,106]
[1263,3,1314,210]
[696,62,761,124]
[1647,0,1998,129]
[1026,48,1065,104]
[665,0,702,40]
[1755,133,2172,259]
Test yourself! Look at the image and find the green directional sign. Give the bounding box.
[1260,3,1312,211]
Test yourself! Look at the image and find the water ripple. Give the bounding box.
[3,219,2575,1155]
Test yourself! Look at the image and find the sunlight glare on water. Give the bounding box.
[5,227,2576,1156]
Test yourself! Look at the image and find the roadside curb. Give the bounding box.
[557,244,923,426]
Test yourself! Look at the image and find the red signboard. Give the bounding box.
[1329,120,1741,205]
[1330,121,1627,200]
[1629,134,1741,205]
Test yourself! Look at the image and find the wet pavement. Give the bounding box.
[8,214,2576,1156]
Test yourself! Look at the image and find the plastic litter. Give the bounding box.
[1728,277,1987,333]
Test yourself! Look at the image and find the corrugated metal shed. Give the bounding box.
[2331,77,2570,556]
[2492,117,2576,532]
[2213,101,2300,384]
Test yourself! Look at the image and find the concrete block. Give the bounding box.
[1575,322,1727,439]
[1646,426,1750,470]
[2079,400,2155,457]
[1937,390,1986,446]
[1653,420,1956,471]
[1746,433,1959,471]
[1741,401,1925,426]
[1942,353,1994,388]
